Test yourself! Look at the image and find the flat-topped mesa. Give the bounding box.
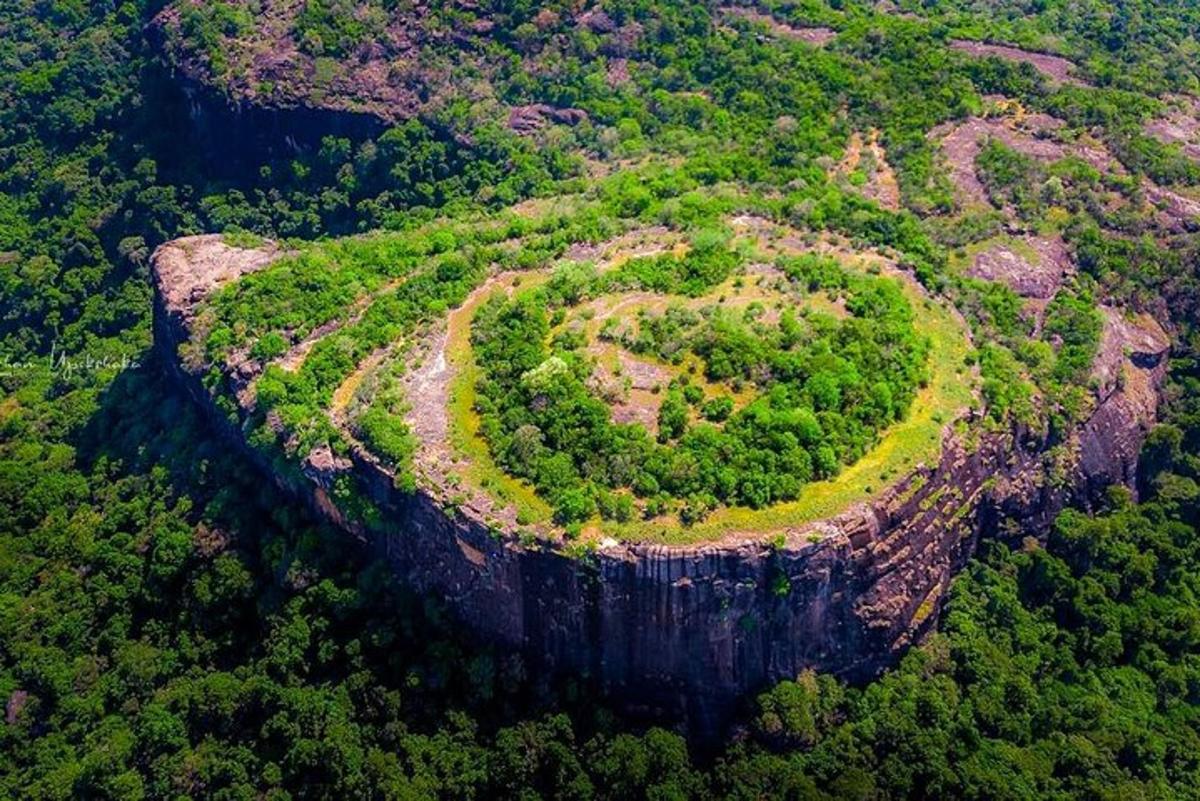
[152,231,1169,737]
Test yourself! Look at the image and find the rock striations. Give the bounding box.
[152,235,1169,736]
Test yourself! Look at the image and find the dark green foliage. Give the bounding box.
[1042,284,1104,385]
[729,487,1200,801]
[701,395,734,422]
[294,0,384,57]
[356,404,416,486]
[609,229,742,297]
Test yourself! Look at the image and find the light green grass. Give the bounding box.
[445,272,555,527]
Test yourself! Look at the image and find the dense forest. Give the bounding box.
[3,0,1200,798]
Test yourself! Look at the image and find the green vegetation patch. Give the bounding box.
[467,232,945,536]
[608,246,977,544]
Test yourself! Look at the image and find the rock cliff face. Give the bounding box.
[152,236,1170,737]
[147,4,586,173]
[156,69,388,177]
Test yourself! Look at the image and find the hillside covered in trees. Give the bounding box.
[3,0,1200,798]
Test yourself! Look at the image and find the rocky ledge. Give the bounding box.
[152,235,1170,737]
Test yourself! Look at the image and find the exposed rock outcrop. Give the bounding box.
[933,109,1200,230]
[721,8,837,46]
[150,2,464,125]
[967,235,1072,300]
[153,68,389,176]
[152,236,1169,738]
[1144,96,1200,162]
[950,40,1089,86]
[508,104,589,135]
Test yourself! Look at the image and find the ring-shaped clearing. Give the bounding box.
[436,217,975,545]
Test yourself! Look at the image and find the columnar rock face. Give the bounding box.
[152,236,1169,735]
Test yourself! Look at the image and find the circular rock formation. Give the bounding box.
[152,202,1168,734]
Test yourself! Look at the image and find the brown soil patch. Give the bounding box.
[0,395,20,426]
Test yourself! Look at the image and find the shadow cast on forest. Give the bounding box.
[70,349,655,741]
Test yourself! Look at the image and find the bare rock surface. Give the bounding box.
[950,40,1089,86]
[967,235,1072,299]
[936,116,1072,206]
[5,690,29,726]
[931,111,1193,230]
[508,104,589,135]
[152,2,463,124]
[1143,183,1200,231]
[151,235,281,320]
[594,348,673,431]
[722,7,836,45]
[1145,96,1200,162]
[1093,309,1171,403]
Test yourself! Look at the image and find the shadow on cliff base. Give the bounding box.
[75,355,732,747]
